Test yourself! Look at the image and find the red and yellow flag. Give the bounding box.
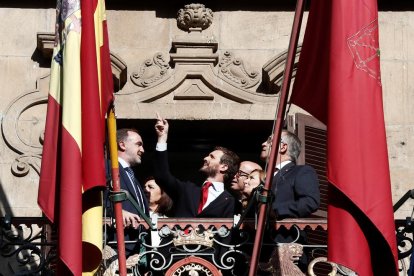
[38,0,113,274]
[291,0,398,275]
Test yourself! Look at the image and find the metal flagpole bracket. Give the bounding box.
[233,186,273,230]
[109,190,128,202]
[109,189,155,230]
[255,185,274,204]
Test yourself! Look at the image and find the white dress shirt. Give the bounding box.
[156,143,224,210]
[202,181,224,210]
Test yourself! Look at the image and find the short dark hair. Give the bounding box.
[215,146,240,185]
[117,128,139,143]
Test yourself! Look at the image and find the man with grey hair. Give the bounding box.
[260,129,320,272]
[260,129,320,219]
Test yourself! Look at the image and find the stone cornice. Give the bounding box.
[36,32,128,91]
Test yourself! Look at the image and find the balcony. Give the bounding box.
[1,214,412,276]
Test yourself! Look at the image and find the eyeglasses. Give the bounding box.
[237,170,249,179]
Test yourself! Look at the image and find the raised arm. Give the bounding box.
[155,112,169,143]
[153,113,186,198]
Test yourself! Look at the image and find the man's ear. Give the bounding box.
[118,141,126,151]
[279,143,288,154]
[219,163,229,173]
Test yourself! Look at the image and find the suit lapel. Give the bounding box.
[200,191,230,214]
[119,165,149,215]
[273,162,295,190]
[119,166,136,198]
[278,162,295,177]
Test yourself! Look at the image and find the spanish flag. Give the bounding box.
[38,0,113,274]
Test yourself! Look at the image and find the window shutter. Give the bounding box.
[288,113,328,216]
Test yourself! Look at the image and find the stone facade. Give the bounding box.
[0,3,413,222]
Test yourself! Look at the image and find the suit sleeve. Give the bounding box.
[222,194,236,218]
[276,165,320,218]
[154,150,187,199]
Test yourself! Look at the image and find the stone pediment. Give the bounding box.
[109,3,305,120]
[118,33,273,105]
[33,3,299,121]
[173,80,214,101]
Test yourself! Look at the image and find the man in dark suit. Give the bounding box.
[260,130,320,271]
[153,114,239,218]
[105,128,149,256]
[260,130,320,220]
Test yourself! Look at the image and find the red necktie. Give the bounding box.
[197,181,213,214]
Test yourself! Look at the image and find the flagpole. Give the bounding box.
[107,107,127,276]
[248,0,306,274]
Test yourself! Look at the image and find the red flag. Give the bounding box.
[38,0,113,274]
[291,0,398,275]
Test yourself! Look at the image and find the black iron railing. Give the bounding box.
[0,188,412,276]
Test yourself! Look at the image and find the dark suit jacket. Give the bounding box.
[154,150,235,218]
[105,160,149,216]
[104,160,149,256]
[270,162,320,271]
[271,162,320,219]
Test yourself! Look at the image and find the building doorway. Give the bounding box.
[116,119,273,185]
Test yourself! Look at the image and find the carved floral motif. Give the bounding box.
[177,4,213,32]
[219,51,260,89]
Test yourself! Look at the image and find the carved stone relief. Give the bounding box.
[219,51,260,89]
[177,4,213,32]
[130,52,170,88]
[173,80,214,101]
[1,75,48,178]
[36,32,128,92]
[1,35,128,179]
[259,243,305,276]
[122,4,277,106]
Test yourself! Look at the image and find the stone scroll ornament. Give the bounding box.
[1,75,50,177]
[219,51,260,89]
[177,4,213,32]
[130,52,170,88]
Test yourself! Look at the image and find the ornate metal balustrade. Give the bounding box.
[1,215,412,275]
[0,216,55,275]
[101,217,331,275]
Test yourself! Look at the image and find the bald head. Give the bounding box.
[240,161,262,174]
[230,161,262,193]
